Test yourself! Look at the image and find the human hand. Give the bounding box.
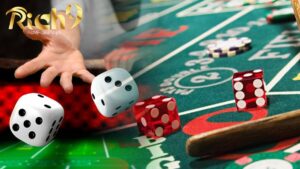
[104,47,138,71]
[15,27,95,93]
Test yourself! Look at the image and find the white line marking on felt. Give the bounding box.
[133,7,254,79]
[179,100,235,116]
[268,91,300,95]
[266,52,300,92]
[97,6,275,135]
[284,144,300,153]
[142,0,193,9]
[176,0,221,17]
[0,142,21,153]
[138,0,196,26]
[177,0,290,17]
[30,141,54,159]
[254,0,291,9]
[102,137,110,158]
[65,165,70,169]
[99,91,300,134]
[99,99,235,135]
[0,166,6,169]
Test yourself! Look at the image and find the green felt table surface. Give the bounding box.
[3,0,300,168]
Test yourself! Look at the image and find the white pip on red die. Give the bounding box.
[10,93,64,147]
[133,95,181,139]
[91,68,139,117]
[232,69,267,111]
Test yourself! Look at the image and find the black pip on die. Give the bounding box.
[10,93,64,147]
[91,68,139,117]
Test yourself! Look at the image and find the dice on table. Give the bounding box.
[232,69,267,111]
[91,68,139,117]
[10,93,64,147]
[133,95,181,139]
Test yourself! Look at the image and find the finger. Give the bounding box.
[121,53,137,61]
[40,67,59,87]
[127,54,136,71]
[122,58,132,71]
[124,54,137,71]
[15,57,46,79]
[23,27,52,43]
[75,70,95,84]
[104,49,123,70]
[104,53,115,70]
[60,73,73,94]
[104,57,112,70]
[112,52,123,68]
[118,56,127,70]
[126,61,134,72]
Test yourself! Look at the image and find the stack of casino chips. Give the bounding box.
[244,0,278,5]
[266,7,296,23]
[225,0,277,8]
[206,37,252,58]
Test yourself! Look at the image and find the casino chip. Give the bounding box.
[207,37,251,53]
[206,37,252,58]
[225,0,277,8]
[266,7,295,23]
[226,152,300,169]
[208,46,251,58]
[225,0,244,8]
[244,0,278,5]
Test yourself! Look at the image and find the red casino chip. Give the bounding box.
[226,152,300,169]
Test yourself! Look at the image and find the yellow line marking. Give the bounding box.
[293,73,300,81]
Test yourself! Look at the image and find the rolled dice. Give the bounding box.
[91,68,139,117]
[232,69,267,111]
[10,93,64,147]
[133,95,181,139]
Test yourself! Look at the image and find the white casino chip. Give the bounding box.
[206,37,252,53]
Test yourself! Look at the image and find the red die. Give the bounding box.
[133,95,181,139]
[232,69,267,111]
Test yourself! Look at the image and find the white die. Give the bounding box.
[91,68,139,117]
[10,93,64,147]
